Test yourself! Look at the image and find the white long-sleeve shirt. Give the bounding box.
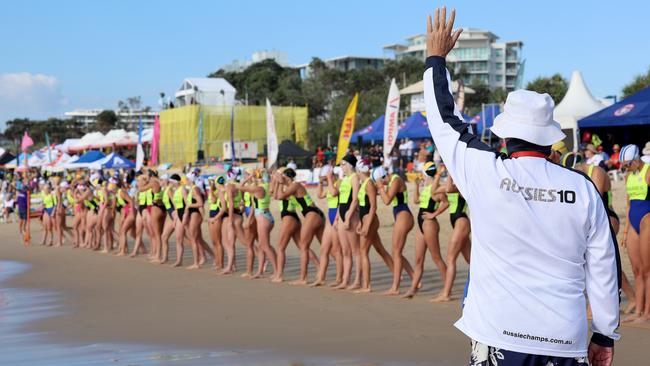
[423,56,620,358]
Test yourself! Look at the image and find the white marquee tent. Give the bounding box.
[553,71,607,151]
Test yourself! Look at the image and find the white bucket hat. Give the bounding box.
[491,90,566,146]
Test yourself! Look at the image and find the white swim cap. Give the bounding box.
[371,166,387,182]
[619,144,640,163]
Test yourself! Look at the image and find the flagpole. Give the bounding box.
[230,105,235,164]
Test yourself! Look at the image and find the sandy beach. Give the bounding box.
[1,180,649,365]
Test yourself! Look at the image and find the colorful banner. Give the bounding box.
[21,131,34,152]
[151,114,160,165]
[335,93,359,164]
[383,79,400,167]
[136,116,144,170]
[265,98,279,169]
[229,105,236,163]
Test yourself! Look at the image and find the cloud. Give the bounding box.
[0,72,67,125]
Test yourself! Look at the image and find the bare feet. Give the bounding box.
[623,302,636,315]
[271,276,283,283]
[346,282,361,291]
[172,261,182,268]
[430,293,451,303]
[251,273,263,279]
[354,287,372,294]
[622,313,641,322]
[220,268,234,275]
[632,315,650,324]
[115,251,125,257]
[402,290,416,299]
[290,279,308,286]
[241,272,252,278]
[186,264,200,270]
[334,282,348,290]
[101,249,109,254]
[309,279,326,288]
[382,289,400,296]
[328,280,342,288]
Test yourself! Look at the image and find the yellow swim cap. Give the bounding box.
[551,141,568,154]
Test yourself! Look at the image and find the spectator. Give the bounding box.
[642,141,650,164]
[405,138,415,162]
[370,145,382,167]
[416,142,428,172]
[286,158,297,170]
[584,143,606,169]
[3,187,14,224]
[598,145,610,161]
[316,146,325,166]
[606,144,621,170]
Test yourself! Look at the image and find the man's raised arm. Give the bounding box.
[423,7,496,194]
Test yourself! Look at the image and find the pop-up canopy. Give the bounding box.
[579,86,650,128]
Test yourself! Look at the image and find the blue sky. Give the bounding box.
[1,0,648,128]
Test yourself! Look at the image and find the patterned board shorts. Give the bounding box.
[469,340,588,366]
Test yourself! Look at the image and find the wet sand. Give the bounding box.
[0,180,648,364]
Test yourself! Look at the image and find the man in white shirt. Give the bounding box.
[423,8,619,366]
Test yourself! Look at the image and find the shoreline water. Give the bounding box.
[1,183,649,365]
[0,260,416,365]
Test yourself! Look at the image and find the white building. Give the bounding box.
[297,55,389,79]
[174,78,236,107]
[65,109,157,129]
[221,50,289,72]
[384,29,524,91]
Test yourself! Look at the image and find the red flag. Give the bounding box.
[151,114,160,166]
[21,132,34,152]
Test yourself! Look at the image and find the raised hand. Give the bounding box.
[426,7,463,58]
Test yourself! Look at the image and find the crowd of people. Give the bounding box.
[1,135,646,313]
[3,155,475,301]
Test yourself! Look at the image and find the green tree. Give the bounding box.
[1,117,83,152]
[489,88,508,104]
[464,81,491,116]
[525,74,568,105]
[92,110,118,133]
[208,57,429,147]
[622,67,650,98]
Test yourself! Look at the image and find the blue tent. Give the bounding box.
[397,112,431,139]
[351,115,385,142]
[74,150,105,163]
[101,152,135,169]
[579,86,650,128]
[469,104,501,135]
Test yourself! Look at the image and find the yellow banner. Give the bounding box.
[336,93,359,164]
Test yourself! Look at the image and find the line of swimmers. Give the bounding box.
[31,154,475,300]
[560,151,649,323]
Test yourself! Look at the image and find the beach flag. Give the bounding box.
[45,132,52,163]
[335,93,359,164]
[151,114,160,165]
[21,131,33,244]
[136,115,144,170]
[229,105,235,163]
[266,98,279,169]
[383,79,400,168]
[21,131,34,152]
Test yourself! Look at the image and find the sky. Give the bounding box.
[1,0,648,129]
